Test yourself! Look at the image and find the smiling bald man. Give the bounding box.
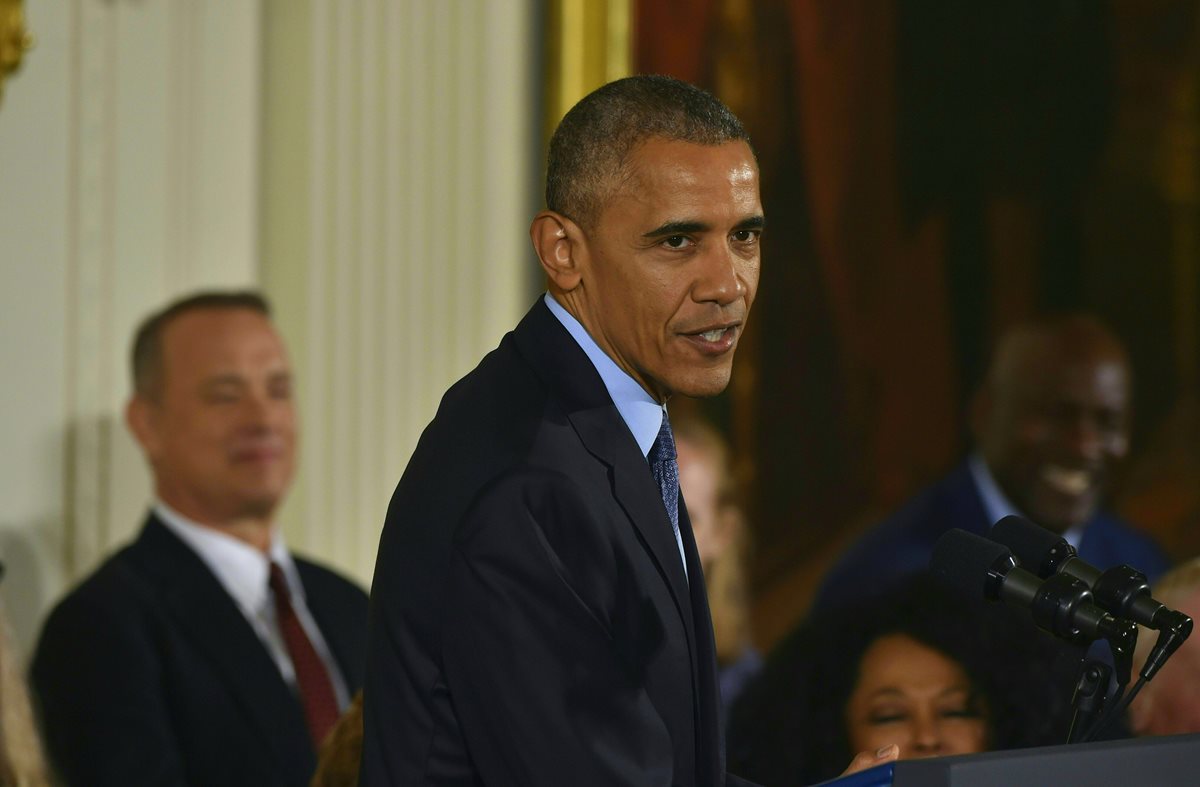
[815,314,1169,613]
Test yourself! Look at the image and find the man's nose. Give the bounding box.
[242,390,283,427]
[1064,416,1105,461]
[693,244,746,306]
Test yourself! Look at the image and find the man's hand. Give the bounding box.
[841,744,899,777]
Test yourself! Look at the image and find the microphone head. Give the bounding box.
[990,515,1075,578]
[931,528,1014,600]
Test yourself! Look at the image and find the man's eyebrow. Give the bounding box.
[200,375,245,389]
[642,220,710,239]
[641,215,767,240]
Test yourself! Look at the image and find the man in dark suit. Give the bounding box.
[815,314,1169,612]
[32,292,369,787]
[361,76,894,786]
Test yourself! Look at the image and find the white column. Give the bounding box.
[261,0,537,587]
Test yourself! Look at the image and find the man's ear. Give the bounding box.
[125,395,160,457]
[530,211,585,292]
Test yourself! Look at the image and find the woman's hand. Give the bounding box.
[841,743,899,777]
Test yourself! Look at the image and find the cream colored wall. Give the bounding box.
[261,0,536,588]
[0,0,262,657]
[0,0,538,657]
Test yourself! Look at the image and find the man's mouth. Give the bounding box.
[231,443,285,463]
[1040,464,1093,497]
[683,324,739,353]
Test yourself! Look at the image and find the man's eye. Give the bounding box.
[662,235,692,249]
[732,229,759,243]
[270,380,293,400]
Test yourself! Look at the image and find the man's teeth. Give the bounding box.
[1042,465,1091,496]
[700,328,725,341]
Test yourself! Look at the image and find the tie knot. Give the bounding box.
[268,562,290,600]
[649,412,676,465]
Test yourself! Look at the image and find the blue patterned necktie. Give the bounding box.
[648,411,688,579]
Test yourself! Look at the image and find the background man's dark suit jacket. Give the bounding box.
[814,460,1170,612]
[362,299,757,786]
[31,514,369,787]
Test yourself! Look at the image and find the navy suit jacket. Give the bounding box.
[814,460,1170,612]
[361,299,755,786]
[31,515,369,787]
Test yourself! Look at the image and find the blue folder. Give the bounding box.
[812,761,894,787]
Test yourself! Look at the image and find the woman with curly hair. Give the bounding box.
[727,575,1068,786]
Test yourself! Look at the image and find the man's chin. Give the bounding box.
[669,368,734,400]
[232,488,286,520]
[1029,499,1096,535]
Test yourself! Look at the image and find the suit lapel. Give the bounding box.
[678,499,723,785]
[513,301,698,656]
[130,517,315,779]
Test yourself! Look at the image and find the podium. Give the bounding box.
[817,733,1200,787]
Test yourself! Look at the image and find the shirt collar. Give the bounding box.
[153,500,303,614]
[967,453,1083,549]
[544,293,665,457]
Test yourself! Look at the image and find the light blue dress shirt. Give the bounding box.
[968,452,1083,549]
[544,293,689,577]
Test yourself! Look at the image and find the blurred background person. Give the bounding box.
[1129,557,1200,737]
[675,416,762,720]
[727,577,1066,786]
[0,565,51,787]
[815,314,1168,612]
[31,292,369,787]
[310,693,364,787]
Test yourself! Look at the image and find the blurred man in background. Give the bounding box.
[32,291,368,787]
[1130,557,1200,737]
[816,314,1168,611]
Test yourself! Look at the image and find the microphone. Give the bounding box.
[990,515,1174,628]
[989,515,1192,681]
[931,528,1128,645]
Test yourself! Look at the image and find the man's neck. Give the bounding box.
[155,492,274,553]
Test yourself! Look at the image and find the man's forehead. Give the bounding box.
[1010,357,1129,404]
[623,137,758,182]
[163,308,278,344]
[160,310,288,373]
[612,141,761,220]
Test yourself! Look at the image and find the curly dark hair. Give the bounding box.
[727,575,1070,785]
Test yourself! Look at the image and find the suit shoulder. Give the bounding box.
[32,544,164,686]
[293,556,369,603]
[1084,510,1170,577]
[42,544,156,624]
[814,465,982,610]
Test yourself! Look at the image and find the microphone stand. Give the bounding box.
[1067,659,1111,744]
[1066,619,1135,744]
